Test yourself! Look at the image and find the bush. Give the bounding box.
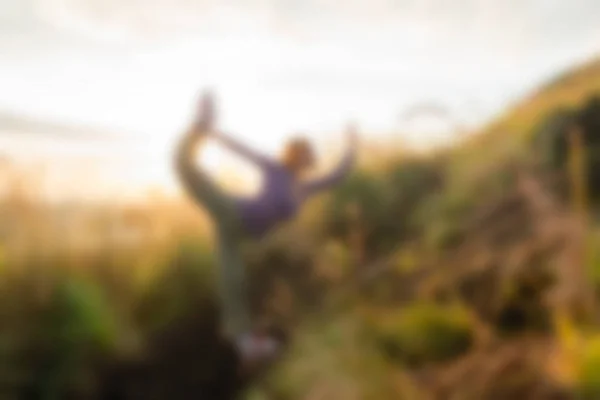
[530,107,576,170]
[575,337,600,399]
[51,278,119,352]
[325,171,389,242]
[530,94,600,200]
[373,302,474,367]
[22,276,120,400]
[133,238,216,334]
[386,158,447,237]
[244,231,323,320]
[324,158,446,259]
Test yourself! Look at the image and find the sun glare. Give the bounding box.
[199,140,223,171]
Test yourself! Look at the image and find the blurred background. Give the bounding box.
[1,0,600,398]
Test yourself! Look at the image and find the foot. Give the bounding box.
[235,327,287,378]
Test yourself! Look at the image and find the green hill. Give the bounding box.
[488,57,600,139]
[452,57,600,186]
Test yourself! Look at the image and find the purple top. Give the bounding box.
[216,133,356,238]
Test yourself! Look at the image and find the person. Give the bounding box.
[174,91,358,373]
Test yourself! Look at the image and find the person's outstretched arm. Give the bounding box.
[303,126,358,194]
[213,131,275,170]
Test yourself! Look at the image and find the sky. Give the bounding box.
[1,0,599,200]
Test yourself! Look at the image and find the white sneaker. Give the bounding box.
[236,331,281,365]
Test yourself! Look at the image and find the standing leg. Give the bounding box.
[174,104,285,372]
[215,225,251,338]
[174,127,250,338]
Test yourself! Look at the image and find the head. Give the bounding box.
[281,136,316,175]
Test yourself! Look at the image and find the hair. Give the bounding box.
[282,136,315,170]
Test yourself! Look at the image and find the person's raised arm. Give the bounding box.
[213,130,275,169]
[303,125,358,195]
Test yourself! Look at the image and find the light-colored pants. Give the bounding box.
[175,131,250,337]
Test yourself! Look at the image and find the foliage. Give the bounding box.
[371,302,474,367]
[575,337,600,399]
[324,156,446,259]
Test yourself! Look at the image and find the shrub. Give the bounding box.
[373,302,474,367]
[530,94,600,201]
[25,276,120,400]
[133,238,216,334]
[575,337,600,399]
[324,158,446,259]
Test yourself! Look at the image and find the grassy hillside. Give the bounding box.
[450,57,600,196]
[485,57,600,140]
[252,56,600,399]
